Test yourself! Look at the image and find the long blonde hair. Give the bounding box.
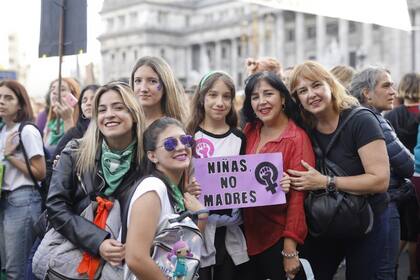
[289,61,359,127]
[76,82,146,173]
[130,56,188,123]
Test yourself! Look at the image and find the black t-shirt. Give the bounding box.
[313,108,388,212]
[314,108,385,176]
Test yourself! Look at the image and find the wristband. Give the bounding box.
[194,208,209,216]
[197,216,208,221]
[281,250,299,258]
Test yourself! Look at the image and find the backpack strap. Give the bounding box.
[18,122,42,189]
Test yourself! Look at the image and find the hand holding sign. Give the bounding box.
[280,172,291,194]
[185,177,201,198]
[194,153,286,210]
[288,160,327,191]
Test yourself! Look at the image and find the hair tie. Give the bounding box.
[199,70,232,90]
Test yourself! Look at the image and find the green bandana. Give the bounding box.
[47,119,65,145]
[169,181,185,213]
[101,140,136,196]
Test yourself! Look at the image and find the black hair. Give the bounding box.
[141,117,188,213]
[242,71,303,127]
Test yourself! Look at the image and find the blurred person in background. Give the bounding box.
[350,67,414,279]
[0,80,46,279]
[386,73,420,280]
[330,65,356,89]
[44,78,80,155]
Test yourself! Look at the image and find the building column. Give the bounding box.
[231,38,238,85]
[338,19,349,65]
[295,12,304,63]
[215,41,221,70]
[200,43,208,73]
[415,9,420,72]
[316,15,325,62]
[258,17,266,57]
[360,23,372,68]
[275,11,285,64]
[185,45,192,86]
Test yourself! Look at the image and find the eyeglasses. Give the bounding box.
[158,135,194,152]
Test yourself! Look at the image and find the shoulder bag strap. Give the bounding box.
[324,107,367,156]
[18,122,41,189]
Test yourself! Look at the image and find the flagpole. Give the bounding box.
[56,0,65,134]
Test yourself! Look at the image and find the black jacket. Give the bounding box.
[385,105,419,153]
[46,139,141,256]
[371,108,414,195]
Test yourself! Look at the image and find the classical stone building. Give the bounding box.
[99,0,420,88]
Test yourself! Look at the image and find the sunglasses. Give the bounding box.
[158,135,194,152]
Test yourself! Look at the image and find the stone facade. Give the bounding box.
[99,0,420,88]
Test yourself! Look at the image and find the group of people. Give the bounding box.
[0,55,419,280]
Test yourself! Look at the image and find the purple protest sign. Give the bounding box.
[193,153,285,210]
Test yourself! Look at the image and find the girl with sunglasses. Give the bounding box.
[185,71,249,280]
[125,117,208,279]
[130,56,189,127]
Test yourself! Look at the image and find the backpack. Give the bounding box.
[32,198,123,280]
[18,121,52,206]
[122,176,203,280]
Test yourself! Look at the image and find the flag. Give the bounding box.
[39,0,87,58]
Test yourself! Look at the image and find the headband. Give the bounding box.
[199,70,232,90]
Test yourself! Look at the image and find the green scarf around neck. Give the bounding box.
[47,118,65,145]
[101,140,136,196]
[167,178,185,213]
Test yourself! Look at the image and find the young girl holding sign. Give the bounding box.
[186,71,249,280]
[242,71,315,280]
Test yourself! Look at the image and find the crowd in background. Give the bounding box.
[0,54,419,280]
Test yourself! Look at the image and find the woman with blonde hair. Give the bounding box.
[287,61,390,279]
[330,65,356,89]
[38,82,145,279]
[130,56,188,126]
[44,77,80,154]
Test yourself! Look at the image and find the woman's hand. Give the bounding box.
[4,131,19,156]
[284,256,301,279]
[53,155,61,168]
[280,172,291,193]
[183,192,205,212]
[54,101,74,122]
[185,177,201,198]
[99,239,125,266]
[288,160,327,191]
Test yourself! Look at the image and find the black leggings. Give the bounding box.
[199,253,236,280]
[246,240,307,280]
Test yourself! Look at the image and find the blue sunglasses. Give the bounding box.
[159,135,194,152]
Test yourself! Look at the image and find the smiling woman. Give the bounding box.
[39,82,146,279]
[130,56,189,127]
[240,71,315,280]
[288,61,390,279]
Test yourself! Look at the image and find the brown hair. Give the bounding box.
[186,72,237,135]
[398,73,420,101]
[0,80,34,122]
[245,57,283,78]
[330,65,356,89]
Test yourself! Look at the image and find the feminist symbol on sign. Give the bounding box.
[255,162,279,194]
